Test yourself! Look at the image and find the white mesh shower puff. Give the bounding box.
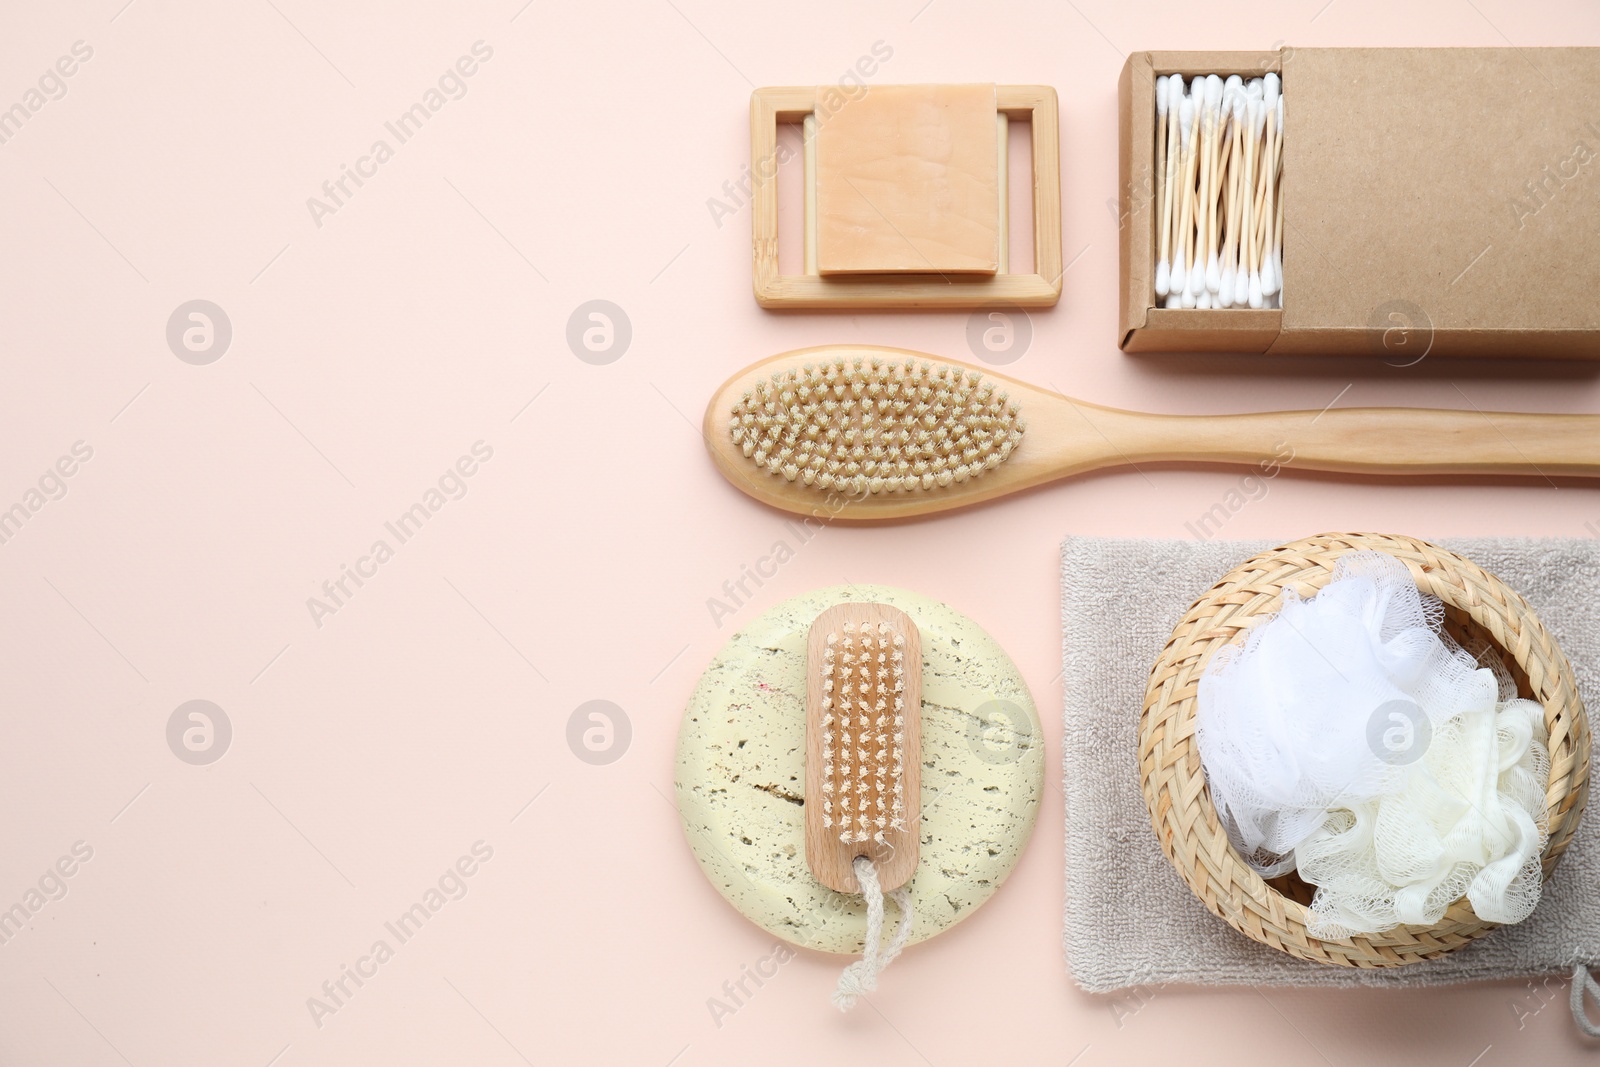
[1195,551,1550,938]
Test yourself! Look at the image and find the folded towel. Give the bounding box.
[1061,535,1599,993]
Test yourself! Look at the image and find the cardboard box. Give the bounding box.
[1118,48,1600,357]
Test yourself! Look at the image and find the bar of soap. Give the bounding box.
[815,84,1000,275]
[674,584,1042,954]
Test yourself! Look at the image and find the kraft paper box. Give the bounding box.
[1117,48,1600,358]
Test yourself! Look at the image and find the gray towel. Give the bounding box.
[1061,535,1600,991]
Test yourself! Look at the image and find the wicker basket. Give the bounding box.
[1140,532,1590,967]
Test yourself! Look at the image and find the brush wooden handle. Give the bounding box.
[1089,404,1600,479]
[704,346,1600,522]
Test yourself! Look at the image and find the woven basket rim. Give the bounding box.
[1138,531,1591,968]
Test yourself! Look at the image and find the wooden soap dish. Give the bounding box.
[750,84,1062,309]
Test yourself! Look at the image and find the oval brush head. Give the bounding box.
[727,355,1025,498]
[806,602,921,894]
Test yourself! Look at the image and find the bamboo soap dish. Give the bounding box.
[750,83,1062,309]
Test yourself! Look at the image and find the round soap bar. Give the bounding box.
[675,584,1042,954]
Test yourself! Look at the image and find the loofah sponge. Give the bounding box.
[1196,551,1550,938]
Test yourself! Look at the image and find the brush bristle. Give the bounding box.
[728,357,1025,496]
[818,620,906,844]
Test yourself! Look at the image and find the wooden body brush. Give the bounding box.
[806,603,921,894]
[704,345,1600,522]
[806,602,921,1008]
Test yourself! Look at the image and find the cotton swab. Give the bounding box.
[1214,78,1237,303]
[1191,76,1218,297]
[1163,80,1186,297]
[1158,74,1183,298]
[1175,87,1199,298]
[1163,75,1184,293]
[1203,75,1223,294]
[1182,79,1204,299]
[1245,80,1265,309]
[1257,74,1281,298]
[1190,77,1209,299]
[1154,76,1171,297]
[1232,81,1258,307]
[1260,82,1283,299]
[1249,105,1273,301]
[1271,94,1284,306]
[1220,81,1243,306]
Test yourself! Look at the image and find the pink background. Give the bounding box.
[2,0,1598,1064]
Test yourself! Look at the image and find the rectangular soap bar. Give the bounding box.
[815,83,1000,275]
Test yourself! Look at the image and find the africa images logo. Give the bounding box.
[306,42,495,228]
